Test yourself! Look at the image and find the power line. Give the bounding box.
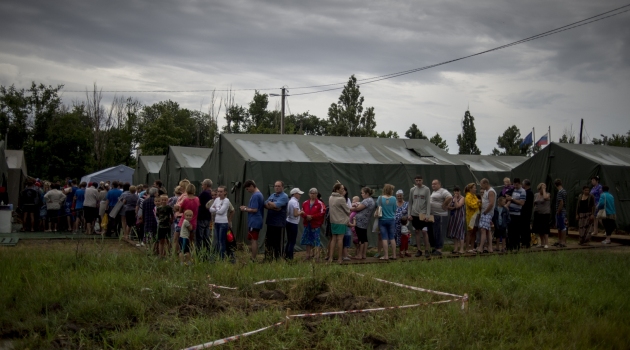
[61,3,630,95]
[290,5,630,96]
[63,87,278,93]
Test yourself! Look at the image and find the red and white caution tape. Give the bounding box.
[288,299,459,319]
[181,299,462,349]
[208,284,238,290]
[253,277,304,285]
[371,277,464,299]
[187,275,468,349]
[182,321,286,350]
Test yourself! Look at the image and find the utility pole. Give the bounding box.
[579,118,584,144]
[281,87,286,135]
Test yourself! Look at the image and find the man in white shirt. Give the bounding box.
[430,180,452,256]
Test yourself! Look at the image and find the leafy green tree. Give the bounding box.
[456,110,481,155]
[139,100,197,155]
[101,97,141,167]
[558,126,576,144]
[192,110,219,148]
[405,123,428,139]
[46,106,94,180]
[592,131,630,147]
[327,75,376,137]
[223,104,250,134]
[429,133,449,152]
[0,85,30,150]
[491,125,529,156]
[285,112,328,135]
[377,130,399,138]
[248,91,279,134]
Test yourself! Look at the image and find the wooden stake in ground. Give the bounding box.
[285,308,291,330]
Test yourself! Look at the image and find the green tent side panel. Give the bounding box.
[513,143,630,230]
[134,155,165,186]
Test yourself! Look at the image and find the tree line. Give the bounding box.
[1,76,628,182]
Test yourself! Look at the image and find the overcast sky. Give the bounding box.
[1,0,629,153]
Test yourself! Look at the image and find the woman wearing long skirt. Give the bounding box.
[447,186,466,254]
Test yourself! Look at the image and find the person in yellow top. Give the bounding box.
[464,183,481,253]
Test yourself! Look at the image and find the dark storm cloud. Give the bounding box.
[0,0,629,154]
[500,90,566,109]
[2,0,628,88]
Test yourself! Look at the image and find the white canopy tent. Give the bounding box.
[81,164,134,184]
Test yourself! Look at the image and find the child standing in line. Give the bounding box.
[180,209,194,264]
[347,196,360,258]
[493,196,510,252]
[156,194,173,258]
[399,217,410,257]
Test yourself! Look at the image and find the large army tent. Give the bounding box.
[134,155,165,186]
[159,146,212,193]
[512,142,630,230]
[451,155,527,192]
[205,134,476,249]
[0,142,9,204]
[5,149,28,206]
[81,164,134,185]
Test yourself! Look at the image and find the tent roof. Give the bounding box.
[139,155,165,173]
[4,149,27,175]
[86,164,133,178]
[551,143,630,166]
[168,146,212,168]
[221,134,463,165]
[450,155,527,172]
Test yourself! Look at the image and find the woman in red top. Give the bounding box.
[178,183,200,245]
[300,188,326,261]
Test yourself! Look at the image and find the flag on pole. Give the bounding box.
[536,133,548,146]
[520,132,533,148]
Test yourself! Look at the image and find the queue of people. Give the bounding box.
[17,173,618,263]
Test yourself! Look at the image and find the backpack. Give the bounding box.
[323,207,331,237]
[22,188,39,206]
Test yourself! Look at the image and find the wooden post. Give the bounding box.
[461,293,469,311]
[285,308,291,330]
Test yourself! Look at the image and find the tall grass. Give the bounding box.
[1,241,629,349]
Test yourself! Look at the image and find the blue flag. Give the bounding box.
[520,132,533,148]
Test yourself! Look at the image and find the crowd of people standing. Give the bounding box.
[17,173,618,262]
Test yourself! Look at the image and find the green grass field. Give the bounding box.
[1,240,629,349]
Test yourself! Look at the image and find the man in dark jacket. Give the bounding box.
[521,179,535,248]
[196,179,213,255]
[20,179,40,231]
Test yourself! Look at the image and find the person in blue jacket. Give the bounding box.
[264,180,288,261]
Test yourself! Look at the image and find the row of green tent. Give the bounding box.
[136,134,629,249]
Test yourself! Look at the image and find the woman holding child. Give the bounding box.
[177,184,199,245]
[350,187,375,260]
[394,190,409,256]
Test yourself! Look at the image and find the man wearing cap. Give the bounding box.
[264,181,289,261]
[285,188,304,260]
